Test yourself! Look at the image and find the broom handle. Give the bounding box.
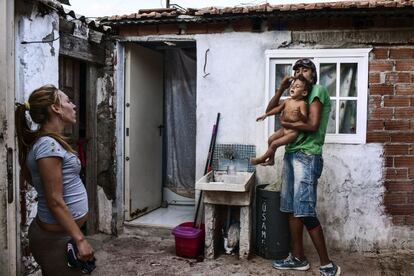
[193,113,220,228]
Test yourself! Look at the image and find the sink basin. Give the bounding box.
[196,171,254,192]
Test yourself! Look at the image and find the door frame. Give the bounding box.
[0,0,18,274]
[114,38,196,229]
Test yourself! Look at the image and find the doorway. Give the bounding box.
[124,41,197,228]
[58,56,99,233]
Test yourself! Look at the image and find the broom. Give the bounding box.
[193,113,220,228]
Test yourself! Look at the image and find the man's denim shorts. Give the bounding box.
[280,151,323,217]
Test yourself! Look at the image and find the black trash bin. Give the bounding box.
[255,184,290,259]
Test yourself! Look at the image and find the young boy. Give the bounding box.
[251,75,312,166]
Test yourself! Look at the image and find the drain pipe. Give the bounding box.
[166,0,170,8]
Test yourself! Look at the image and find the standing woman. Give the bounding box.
[15,85,94,275]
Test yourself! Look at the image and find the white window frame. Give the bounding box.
[264,48,371,144]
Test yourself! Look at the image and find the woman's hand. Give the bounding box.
[256,114,267,121]
[76,238,95,262]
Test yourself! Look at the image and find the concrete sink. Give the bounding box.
[195,171,254,192]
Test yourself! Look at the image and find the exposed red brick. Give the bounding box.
[383,96,410,107]
[366,132,391,143]
[409,168,414,179]
[390,134,414,143]
[369,73,381,84]
[385,72,411,84]
[392,215,406,225]
[367,120,384,131]
[231,19,253,32]
[369,84,394,96]
[207,22,229,33]
[408,193,414,204]
[371,48,389,59]
[369,107,393,119]
[385,168,408,180]
[386,204,414,215]
[138,25,158,36]
[394,156,414,168]
[385,157,394,167]
[327,17,353,29]
[384,144,410,155]
[369,60,393,72]
[385,180,414,192]
[395,60,414,71]
[405,215,414,225]
[185,24,208,34]
[119,26,140,36]
[384,192,407,205]
[369,95,382,109]
[390,48,414,59]
[384,119,410,131]
[395,84,414,95]
[157,24,180,35]
[394,107,414,119]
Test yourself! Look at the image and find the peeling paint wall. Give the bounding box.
[96,41,117,234]
[15,3,59,274]
[16,8,59,102]
[194,31,413,251]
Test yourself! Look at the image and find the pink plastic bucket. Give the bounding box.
[172,222,205,258]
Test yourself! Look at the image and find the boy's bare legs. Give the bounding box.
[265,129,284,166]
[251,130,298,166]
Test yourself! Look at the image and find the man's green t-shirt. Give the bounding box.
[285,84,331,155]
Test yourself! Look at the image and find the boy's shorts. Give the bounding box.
[280,151,323,217]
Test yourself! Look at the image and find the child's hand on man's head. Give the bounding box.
[280,76,293,92]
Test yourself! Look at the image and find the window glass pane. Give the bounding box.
[275,64,292,97]
[327,100,336,134]
[320,63,336,97]
[340,63,358,97]
[339,100,357,134]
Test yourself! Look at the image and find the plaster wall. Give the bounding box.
[194,31,413,251]
[16,10,59,102]
[16,8,59,221]
[195,31,290,181]
[15,7,59,274]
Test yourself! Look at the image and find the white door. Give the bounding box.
[0,0,17,274]
[124,44,163,221]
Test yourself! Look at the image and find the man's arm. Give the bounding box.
[281,98,322,132]
[265,76,292,113]
[298,101,308,123]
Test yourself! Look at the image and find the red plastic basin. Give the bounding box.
[172,222,205,259]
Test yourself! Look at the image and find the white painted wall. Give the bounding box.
[16,9,59,103]
[194,31,414,251]
[15,6,60,274]
[195,31,291,181]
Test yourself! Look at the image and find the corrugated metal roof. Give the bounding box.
[99,0,414,25]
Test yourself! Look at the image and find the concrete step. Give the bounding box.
[122,222,175,241]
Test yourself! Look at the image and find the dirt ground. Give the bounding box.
[88,233,414,276]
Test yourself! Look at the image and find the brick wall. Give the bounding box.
[368,47,414,225]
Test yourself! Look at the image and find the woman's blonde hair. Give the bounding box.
[15,84,76,183]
